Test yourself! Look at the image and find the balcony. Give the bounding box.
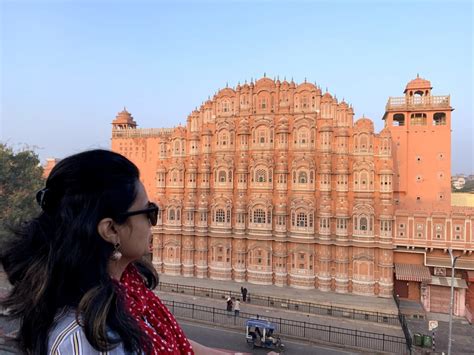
[385,95,450,111]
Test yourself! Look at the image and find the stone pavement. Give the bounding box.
[158,273,399,315]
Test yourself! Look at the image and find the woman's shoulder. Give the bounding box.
[48,308,128,355]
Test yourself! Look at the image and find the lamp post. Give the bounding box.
[448,248,460,355]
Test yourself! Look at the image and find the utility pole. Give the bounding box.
[448,248,460,355]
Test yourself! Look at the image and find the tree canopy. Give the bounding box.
[0,143,44,240]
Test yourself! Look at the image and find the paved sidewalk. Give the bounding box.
[158,273,399,315]
[407,313,473,354]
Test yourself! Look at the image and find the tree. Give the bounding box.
[0,143,44,241]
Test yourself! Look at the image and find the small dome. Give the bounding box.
[404,75,432,93]
[113,108,136,126]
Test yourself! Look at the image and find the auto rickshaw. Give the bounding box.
[245,318,285,352]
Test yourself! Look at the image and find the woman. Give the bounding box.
[0,149,230,354]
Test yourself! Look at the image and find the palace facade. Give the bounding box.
[111,76,474,318]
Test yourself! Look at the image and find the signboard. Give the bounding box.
[429,320,438,331]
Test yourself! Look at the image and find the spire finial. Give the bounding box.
[304,77,307,83]
[417,73,419,78]
[264,72,266,78]
[226,82,228,88]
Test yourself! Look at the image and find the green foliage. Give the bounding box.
[0,143,44,240]
[452,179,474,193]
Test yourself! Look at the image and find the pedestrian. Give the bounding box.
[226,297,233,318]
[242,287,248,302]
[0,149,231,355]
[234,299,240,317]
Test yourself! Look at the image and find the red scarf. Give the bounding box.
[118,264,194,354]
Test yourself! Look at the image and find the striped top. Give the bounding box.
[48,308,133,355]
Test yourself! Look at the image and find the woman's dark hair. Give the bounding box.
[0,149,158,354]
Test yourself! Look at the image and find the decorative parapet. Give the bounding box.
[112,127,174,138]
[385,95,450,111]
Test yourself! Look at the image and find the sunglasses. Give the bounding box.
[118,202,159,226]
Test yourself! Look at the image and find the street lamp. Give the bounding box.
[448,248,460,355]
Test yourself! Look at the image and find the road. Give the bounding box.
[180,319,361,355]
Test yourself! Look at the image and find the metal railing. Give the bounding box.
[164,300,408,354]
[158,282,400,325]
[393,295,412,352]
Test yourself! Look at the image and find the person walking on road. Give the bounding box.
[234,299,240,317]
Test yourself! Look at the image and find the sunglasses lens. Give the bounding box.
[148,203,158,226]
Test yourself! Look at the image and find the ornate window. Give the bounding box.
[253,209,266,224]
[248,203,272,228]
[160,142,167,157]
[380,175,392,192]
[291,207,314,232]
[297,213,307,227]
[353,214,374,235]
[167,207,181,224]
[215,209,225,223]
[256,169,267,182]
[218,170,226,183]
[354,169,374,191]
[319,217,330,232]
[211,200,231,227]
[298,171,307,184]
[336,218,348,235]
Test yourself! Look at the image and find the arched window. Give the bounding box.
[256,169,267,182]
[360,217,367,231]
[222,100,229,112]
[433,112,446,126]
[298,130,308,145]
[218,170,226,183]
[215,209,225,223]
[221,132,228,145]
[297,213,307,227]
[360,171,368,189]
[393,113,405,126]
[253,209,266,223]
[359,134,368,151]
[169,209,175,221]
[298,171,307,183]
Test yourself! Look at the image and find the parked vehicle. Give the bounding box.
[245,318,285,352]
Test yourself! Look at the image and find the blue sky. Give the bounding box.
[1,0,473,173]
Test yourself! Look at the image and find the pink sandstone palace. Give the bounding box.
[110,76,474,320]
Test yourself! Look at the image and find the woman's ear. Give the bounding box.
[97,218,119,244]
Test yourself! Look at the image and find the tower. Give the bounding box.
[383,76,453,211]
[111,107,137,130]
